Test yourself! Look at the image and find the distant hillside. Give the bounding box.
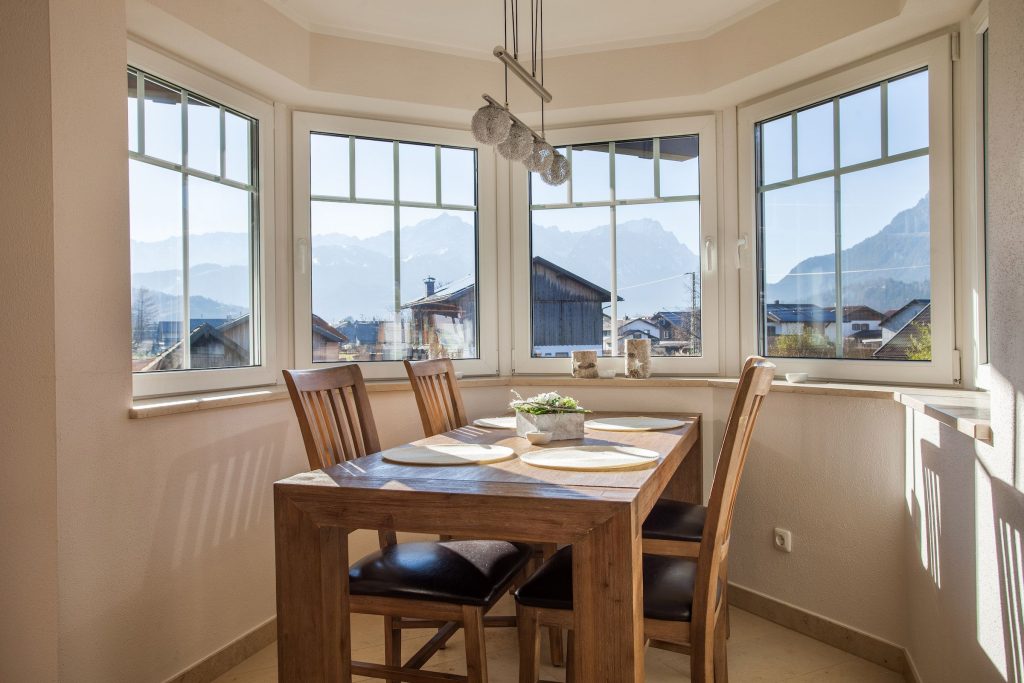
[765,195,930,313]
[131,287,248,321]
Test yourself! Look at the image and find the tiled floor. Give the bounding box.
[213,601,902,683]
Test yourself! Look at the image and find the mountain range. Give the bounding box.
[130,196,930,324]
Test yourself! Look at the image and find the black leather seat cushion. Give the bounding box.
[642,499,706,542]
[349,540,533,606]
[514,546,699,622]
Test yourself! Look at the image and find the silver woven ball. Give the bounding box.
[471,104,512,145]
[496,121,534,161]
[541,151,570,186]
[523,140,554,173]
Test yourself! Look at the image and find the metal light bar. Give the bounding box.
[493,46,552,103]
[482,94,543,141]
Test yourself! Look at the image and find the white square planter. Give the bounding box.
[516,412,585,441]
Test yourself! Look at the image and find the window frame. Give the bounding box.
[128,42,277,398]
[511,115,720,375]
[738,36,955,385]
[292,112,498,380]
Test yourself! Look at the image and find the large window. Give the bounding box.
[128,60,273,396]
[294,114,496,378]
[756,70,932,362]
[515,117,719,374]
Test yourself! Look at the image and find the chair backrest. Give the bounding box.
[403,358,469,437]
[282,365,382,470]
[692,357,775,631]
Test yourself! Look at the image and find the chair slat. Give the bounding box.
[404,359,468,437]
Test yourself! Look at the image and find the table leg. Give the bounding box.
[571,505,644,682]
[662,426,704,504]
[275,488,350,682]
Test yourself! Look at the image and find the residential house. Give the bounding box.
[401,275,476,359]
[764,303,835,338]
[532,256,621,357]
[879,299,931,344]
[874,303,931,359]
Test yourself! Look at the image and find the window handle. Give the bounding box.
[704,238,715,273]
[296,237,309,275]
[736,235,748,269]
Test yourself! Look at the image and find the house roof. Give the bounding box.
[532,256,624,302]
[879,298,931,326]
[825,305,884,322]
[873,304,931,359]
[141,320,249,372]
[765,303,835,324]
[338,319,384,345]
[850,328,883,342]
[402,274,475,309]
[312,314,348,344]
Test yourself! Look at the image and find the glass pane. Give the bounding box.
[143,77,181,164]
[399,208,478,360]
[888,70,929,154]
[797,102,834,176]
[840,155,930,360]
[761,178,837,358]
[127,71,138,153]
[185,177,253,368]
[441,147,476,206]
[659,136,699,197]
[355,138,394,201]
[187,97,220,175]
[129,160,184,372]
[310,201,395,361]
[615,139,654,200]
[310,133,349,198]
[399,143,436,204]
[839,86,881,167]
[224,111,251,184]
[760,115,792,185]
[530,147,567,205]
[530,206,612,357]
[571,143,611,203]
[616,202,702,357]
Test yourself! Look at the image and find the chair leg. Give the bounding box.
[565,631,575,683]
[463,606,488,683]
[714,614,729,683]
[691,627,715,683]
[516,603,541,683]
[384,616,401,683]
[548,626,565,667]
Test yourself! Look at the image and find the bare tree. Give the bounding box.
[131,287,158,354]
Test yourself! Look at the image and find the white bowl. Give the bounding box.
[525,431,553,445]
[598,369,616,379]
[785,372,809,384]
[454,371,465,380]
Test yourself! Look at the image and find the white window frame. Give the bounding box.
[129,42,277,398]
[511,115,720,375]
[292,112,499,380]
[738,36,955,385]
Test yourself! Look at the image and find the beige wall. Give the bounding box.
[0,2,61,680]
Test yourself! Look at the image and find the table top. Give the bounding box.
[275,411,700,503]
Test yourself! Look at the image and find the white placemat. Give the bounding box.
[519,445,659,471]
[382,444,516,466]
[585,416,688,432]
[473,416,517,429]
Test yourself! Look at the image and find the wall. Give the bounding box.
[0,2,61,680]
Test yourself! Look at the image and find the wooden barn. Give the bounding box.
[531,256,620,356]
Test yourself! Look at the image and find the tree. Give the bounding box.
[906,323,932,361]
[768,328,835,358]
[131,287,158,354]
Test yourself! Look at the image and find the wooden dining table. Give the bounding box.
[274,411,702,682]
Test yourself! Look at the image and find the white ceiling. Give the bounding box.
[263,0,781,58]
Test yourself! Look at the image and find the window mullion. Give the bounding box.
[137,72,146,157]
[180,87,192,369]
[609,142,618,358]
[880,80,889,159]
[653,138,661,198]
[566,145,573,205]
[832,98,844,359]
[434,145,442,207]
[392,140,402,361]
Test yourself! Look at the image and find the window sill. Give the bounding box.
[128,374,992,444]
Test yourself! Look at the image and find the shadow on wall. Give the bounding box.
[910,422,1024,682]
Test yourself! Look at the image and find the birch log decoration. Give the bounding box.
[626,339,652,378]
[571,350,599,378]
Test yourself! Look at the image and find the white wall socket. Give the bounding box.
[773,528,793,553]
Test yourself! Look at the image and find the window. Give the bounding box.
[128,54,275,397]
[293,113,497,379]
[740,37,954,384]
[513,117,719,374]
[757,71,932,362]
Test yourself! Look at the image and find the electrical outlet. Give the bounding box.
[773,528,792,553]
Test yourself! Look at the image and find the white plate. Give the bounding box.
[473,416,517,429]
[585,416,688,432]
[519,445,659,471]
[382,444,516,466]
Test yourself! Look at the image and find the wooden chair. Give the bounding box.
[513,358,776,683]
[640,356,763,639]
[283,365,534,683]
[403,358,568,668]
